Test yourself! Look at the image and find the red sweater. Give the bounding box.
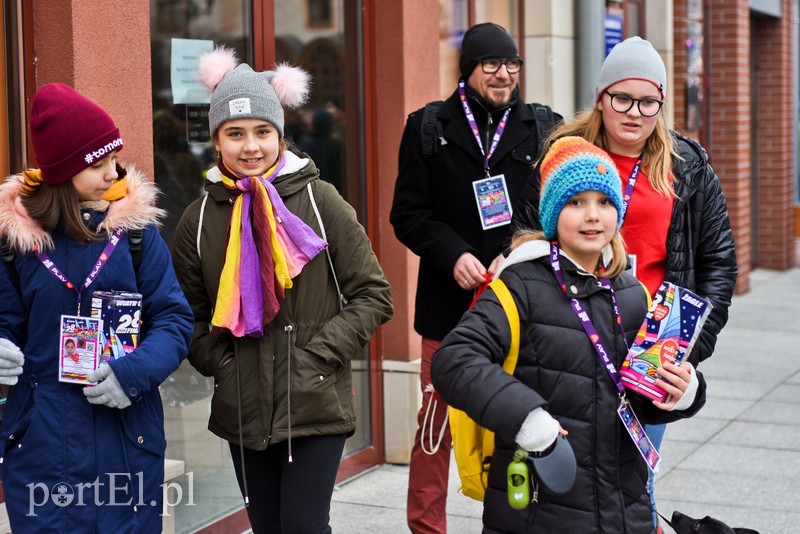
[610,153,674,298]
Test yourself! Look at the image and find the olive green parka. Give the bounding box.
[171,151,393,450]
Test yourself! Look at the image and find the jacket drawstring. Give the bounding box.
[284,324,294,463]
[234,340,249,506]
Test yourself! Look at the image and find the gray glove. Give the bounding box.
[0,338,25,386]
[83,364,131,409]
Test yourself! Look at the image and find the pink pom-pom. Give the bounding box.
[198,47,238,92]
[270,63,311,109]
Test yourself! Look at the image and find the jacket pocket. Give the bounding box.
[290,344,345,426]
[511,145,538,166]
[119,393,166,458]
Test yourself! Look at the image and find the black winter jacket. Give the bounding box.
[512,132,737,365]
[391,87,555,340]
[432,243,706,533]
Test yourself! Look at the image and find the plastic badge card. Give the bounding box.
[472,174,512,230]
[58,315,103,384]
[620,282,712,402]
[91,291,142,362]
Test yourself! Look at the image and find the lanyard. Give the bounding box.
[619,152,644,223]
[34,227,126,315]
[458,80,511,175]
[549,243,628,395]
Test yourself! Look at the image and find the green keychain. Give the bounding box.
[507,448,530,510]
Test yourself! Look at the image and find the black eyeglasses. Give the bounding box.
[604,90,663,117]
[480,58,523,75]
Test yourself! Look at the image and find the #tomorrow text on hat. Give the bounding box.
[538,136,624,240]
[29,83,123,186]
[595,36,667,101]
[459,22,521,79]
[198,47,310,138]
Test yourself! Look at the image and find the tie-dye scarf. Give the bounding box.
[212,153,327,337]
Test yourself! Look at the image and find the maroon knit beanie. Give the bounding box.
[29,83,124,185]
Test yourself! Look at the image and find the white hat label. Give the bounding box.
[229,98,251,115]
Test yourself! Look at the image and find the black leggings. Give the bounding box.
[229,434,347,534]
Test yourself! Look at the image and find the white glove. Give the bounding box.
[0,338,25,386]
[83,364,131,409]
[515,407,560,453]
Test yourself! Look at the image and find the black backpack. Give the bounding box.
[420,100,560,157]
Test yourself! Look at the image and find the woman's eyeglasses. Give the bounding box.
[604,91,663,117]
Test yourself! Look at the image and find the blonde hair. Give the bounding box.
[511,229,629,279]
[540,105,679,197]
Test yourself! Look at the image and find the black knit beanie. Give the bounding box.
[459,23,520,79]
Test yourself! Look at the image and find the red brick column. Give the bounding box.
[753,0,796,269]
[707,0,752,293]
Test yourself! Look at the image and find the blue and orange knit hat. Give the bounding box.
[538,136,623,240]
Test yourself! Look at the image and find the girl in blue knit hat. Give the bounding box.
[512,36,737,531]
[432,136,705,533]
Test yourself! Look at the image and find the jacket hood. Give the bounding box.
[0,166,164,253]
[494,239,614,279]
[205,150,319,197]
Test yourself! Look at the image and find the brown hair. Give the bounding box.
[511,229,629,279]
[20,182,99,243]
[539,105,679,197]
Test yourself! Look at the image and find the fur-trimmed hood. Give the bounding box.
[0,166,164,253]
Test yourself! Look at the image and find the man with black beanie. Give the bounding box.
[390,22,560,534]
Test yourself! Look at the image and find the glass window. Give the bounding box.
[150,2,254,531]
[274,1,371,458]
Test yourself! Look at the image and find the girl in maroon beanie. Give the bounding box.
[0,83,193,532]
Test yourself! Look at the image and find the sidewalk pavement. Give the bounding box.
[330,268,800,533]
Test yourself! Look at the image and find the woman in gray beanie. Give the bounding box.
[512,36,737,532]
[171,47,393,533]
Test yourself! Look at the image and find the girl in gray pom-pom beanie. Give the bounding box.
[171,47,393,534]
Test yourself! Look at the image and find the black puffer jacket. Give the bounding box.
[432,242,706,533]
[512,133,737,365]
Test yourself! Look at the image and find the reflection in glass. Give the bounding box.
[150,2,253,532]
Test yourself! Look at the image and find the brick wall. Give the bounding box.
[753,0,795,270]
[707,0,753,293]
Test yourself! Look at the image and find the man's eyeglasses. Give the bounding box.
[604,91,663,117]
[480,58,523,75]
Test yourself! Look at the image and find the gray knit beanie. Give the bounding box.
[198,47,310,138]
[595,37,666,101]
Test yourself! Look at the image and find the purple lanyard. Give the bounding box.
[619,152,644,223]
[549,243,628,395]
[458,80,511,175]
[34,227,126,315]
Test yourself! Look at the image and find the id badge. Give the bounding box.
[58,314,103,385]
[617,398,661,473]
[472,174,512,230]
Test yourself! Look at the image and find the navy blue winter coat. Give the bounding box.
[0,168,192,532]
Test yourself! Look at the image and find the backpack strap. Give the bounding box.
[528,103,559,154]
[420,100,445,157]
[306,182,347,312]
[488,278,519,374]
[0,237,20,294]
[128,228,143,273]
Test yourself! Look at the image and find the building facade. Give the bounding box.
[1,0,795,531]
